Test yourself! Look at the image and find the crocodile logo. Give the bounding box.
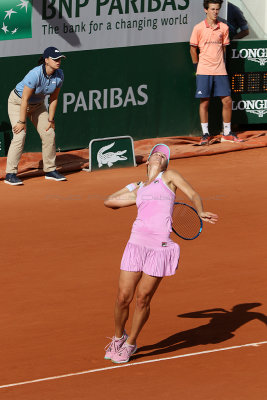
[97,142,127,168]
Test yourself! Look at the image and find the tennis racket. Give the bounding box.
[172,202,203,240]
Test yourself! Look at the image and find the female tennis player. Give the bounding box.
[104,143,218,363]
[4,46,66,185]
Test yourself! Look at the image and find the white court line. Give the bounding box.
[0,340,266,390]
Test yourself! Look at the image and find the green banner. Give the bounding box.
[0,42,200,154]
[0,0,230,156]
[89,136,136,171]
[228,40,267,124]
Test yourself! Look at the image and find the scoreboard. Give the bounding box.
[228,40,267,124]
[231,72,267,94]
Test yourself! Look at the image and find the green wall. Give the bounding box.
[1,39,265,155]
[0,42,200,154]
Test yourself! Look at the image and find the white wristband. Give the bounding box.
[126,183,136,192]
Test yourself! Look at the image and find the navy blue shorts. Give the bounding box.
[195,75,231,98]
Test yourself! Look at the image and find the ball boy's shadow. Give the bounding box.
[132,303,267,360]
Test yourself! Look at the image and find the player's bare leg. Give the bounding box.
[220,95,243,142]
[199,97,210,124]
[114,270,142,338]
[127,273,162,345]
[221,95,232,123]
[199,98,210,145]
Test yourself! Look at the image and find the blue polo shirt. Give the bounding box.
[15,64,64,104]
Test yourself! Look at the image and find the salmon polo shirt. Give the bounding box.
[190,19,230,75]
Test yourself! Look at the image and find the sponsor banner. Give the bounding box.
[60,84,148,114]
[231,48,267,67]
[232,95,267,123]
[0,42,202,153]
[233,99,267,117]
[0,0,226,57]
[228,40,267,71]
[229,40,267,124]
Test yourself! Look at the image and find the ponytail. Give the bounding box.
[38,56,45,66]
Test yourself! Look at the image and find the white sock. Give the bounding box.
[223,122,231,135]
[201,123,209,135]
[115,333,124,340]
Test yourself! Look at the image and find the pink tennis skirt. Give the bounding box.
[120,231,180,277]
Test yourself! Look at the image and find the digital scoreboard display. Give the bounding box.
[231,72,267,94]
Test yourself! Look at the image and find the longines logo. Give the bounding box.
[233,100,267,118]
[232,48,267,66]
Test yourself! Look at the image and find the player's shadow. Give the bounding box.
[133,303,267,360]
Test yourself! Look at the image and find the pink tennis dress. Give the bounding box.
[121,172,180,277]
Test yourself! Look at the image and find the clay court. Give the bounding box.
[0,136,267,399]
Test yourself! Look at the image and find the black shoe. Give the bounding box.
[4,173,23,186]
[45,171,67,181]
[200,134,210,145]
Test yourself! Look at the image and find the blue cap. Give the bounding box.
[43,47,66,60]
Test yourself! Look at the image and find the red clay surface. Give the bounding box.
[0,131,266,179]
[0,146,267,399]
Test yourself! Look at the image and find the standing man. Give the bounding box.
[226,2,249,40]
[190,0,244,145]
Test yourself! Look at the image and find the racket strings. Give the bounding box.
[172,204,202,239]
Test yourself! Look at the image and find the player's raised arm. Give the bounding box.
[104,182,139,209]
[164,169,218,224]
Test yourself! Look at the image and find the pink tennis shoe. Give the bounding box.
[111,342,137,364]
[104,331,128,360]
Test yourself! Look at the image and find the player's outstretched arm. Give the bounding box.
[104,183,139,209]
[164,169,218,224]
